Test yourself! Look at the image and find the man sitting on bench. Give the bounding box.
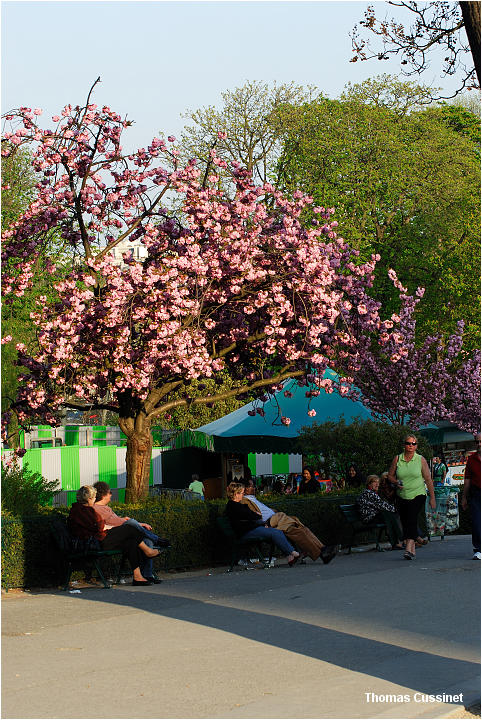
[93,482,169,584]
[241,474,337,564]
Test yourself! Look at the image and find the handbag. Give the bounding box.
[70,535,101,553]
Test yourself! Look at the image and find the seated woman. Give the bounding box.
[298,466,320,494]
[346,464,365,488]
[67,485,160,586]
[356,475,404,550]
[225,482,300,566]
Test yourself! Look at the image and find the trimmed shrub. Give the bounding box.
[296,418,433,478]
[1,462,58,515]
[1,493,471,590]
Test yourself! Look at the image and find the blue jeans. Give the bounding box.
[125,518,160,577]
[241,526,294,555]
[470,487,481,553]
[125,518,160,544]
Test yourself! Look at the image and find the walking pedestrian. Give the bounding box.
[388,434,435,560]
[461,434,481,560]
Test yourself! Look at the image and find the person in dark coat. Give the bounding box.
[224,482,300,565]
[68,485,160,586]
[298,466,320,494]
[345,464,365,488]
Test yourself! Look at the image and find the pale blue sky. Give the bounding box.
[2,1,463,151]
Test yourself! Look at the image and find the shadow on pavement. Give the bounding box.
[62,584,479,698]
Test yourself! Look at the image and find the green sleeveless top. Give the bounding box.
[396,453,425,500]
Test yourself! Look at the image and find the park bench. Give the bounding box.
[338,504,388,553]
[50,517,128,590]
[216,516,274,572]
[50,519,171,589]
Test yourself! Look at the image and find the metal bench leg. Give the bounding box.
[62,560,73,591]
[376,527,385,551]
[93,560,112,588]
[115,553,128,585]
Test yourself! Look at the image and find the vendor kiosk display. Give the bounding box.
[444,449,469,486]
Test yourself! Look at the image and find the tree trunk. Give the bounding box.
[119,416,153,502]
[460,1,481,84]
[7,412,20,450]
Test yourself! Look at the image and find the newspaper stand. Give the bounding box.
[425,486,460,540]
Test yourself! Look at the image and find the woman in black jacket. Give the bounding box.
[224,482,300,565]
[298,467,320,494]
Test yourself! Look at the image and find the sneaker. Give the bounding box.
[153,538,171,549]
[473,552,481,560]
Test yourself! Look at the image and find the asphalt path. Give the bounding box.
[2,534,480,719]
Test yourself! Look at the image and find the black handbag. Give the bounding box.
[70,535,101,553]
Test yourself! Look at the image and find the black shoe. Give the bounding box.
[145,576,162,584]
[132,579,153,586]
[321,545,337,565]
[153,538,171,548]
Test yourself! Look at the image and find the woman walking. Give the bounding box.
[388,435,436,560]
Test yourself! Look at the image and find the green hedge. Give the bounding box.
[1,493,472,590]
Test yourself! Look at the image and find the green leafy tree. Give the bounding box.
[273,77,480,343]
[1,148,71,446]
[340,73,437,112]
[296,419,433,480]
[1,147,37,232]
[162,373,255,430]
[177,81,315,195]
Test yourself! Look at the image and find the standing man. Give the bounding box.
[432,456,448,486]
[461,434,481,560]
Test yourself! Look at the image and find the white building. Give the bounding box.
[110,238,148,267]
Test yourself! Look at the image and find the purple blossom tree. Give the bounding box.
[440,349,481,433]
[333,269,480,432]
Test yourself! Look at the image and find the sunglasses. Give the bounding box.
[405,441,417,446]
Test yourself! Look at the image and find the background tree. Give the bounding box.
[1,147,37,232]
[350,1,481,95]
[1,145,73,447]
[296,418,433,480]
[177,81,314,196]
[2,90,398,501]
[272,76,480,343]
[161,373,253,430]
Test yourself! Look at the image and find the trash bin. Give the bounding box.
[425,486,460,540]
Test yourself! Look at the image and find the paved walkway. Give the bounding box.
[2,535,480,719]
